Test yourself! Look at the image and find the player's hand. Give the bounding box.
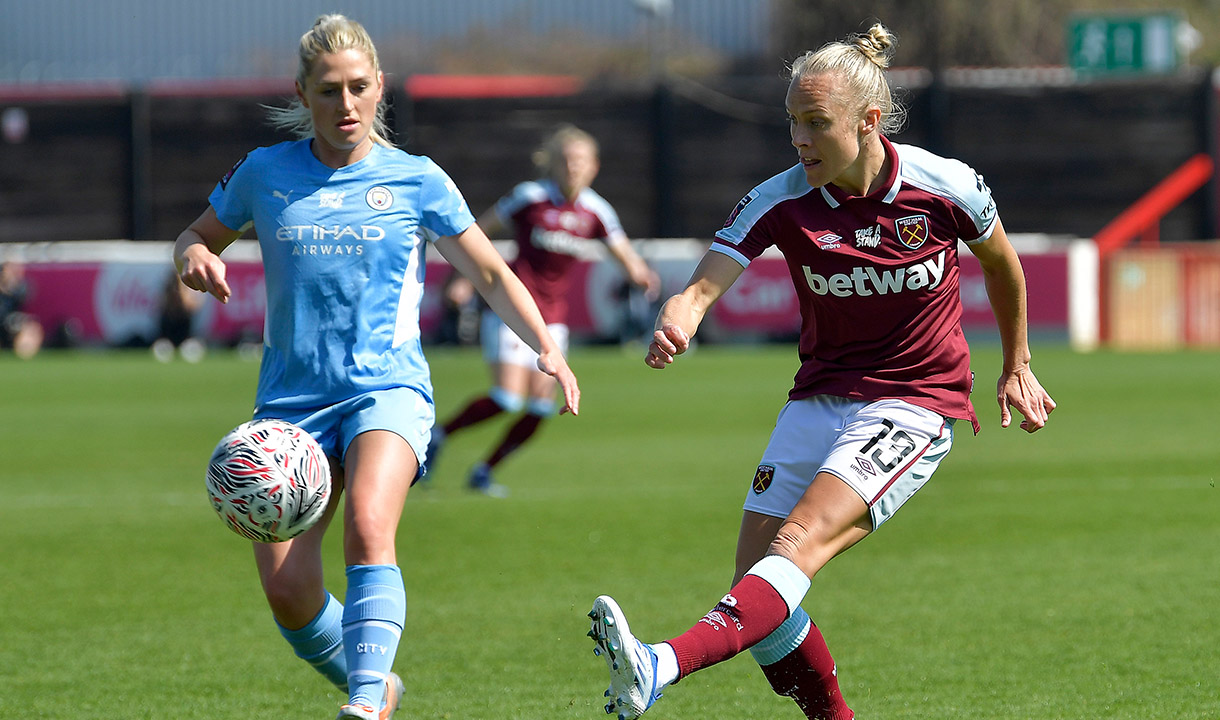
[537,351,580,416]
[645,324,690,369]
[997,364,1056,433]
[640,268,662,302]
[178,244,232,304]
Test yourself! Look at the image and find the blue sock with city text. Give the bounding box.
[342,565,406,709]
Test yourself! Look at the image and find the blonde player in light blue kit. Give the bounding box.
[174,15,579,720]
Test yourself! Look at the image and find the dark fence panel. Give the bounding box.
[0,97,130,241]
[0,72,1214,243]
[146,90,288,241]
[912,76,1211,241]
[403,89,657,236]
[661,75,793,237]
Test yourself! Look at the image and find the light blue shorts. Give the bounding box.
[255,386,435,479]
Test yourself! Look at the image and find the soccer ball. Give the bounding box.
[206,418,331,543]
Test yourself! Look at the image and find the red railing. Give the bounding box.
[1092,153,1214,257]
[1095,153,1217,347]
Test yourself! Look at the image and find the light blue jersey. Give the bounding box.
[209,139,474,415]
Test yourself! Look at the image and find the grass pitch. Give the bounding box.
[0,343,1216,719]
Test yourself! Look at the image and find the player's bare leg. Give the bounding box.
[665,472,867,673]
[590,473,865,718]
[255,459,349,689]
[734,477,867,719]
[336,432,414,716]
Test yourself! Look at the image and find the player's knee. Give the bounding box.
[263,575,322,622]
[766,521,830,576]
[342,515,396,565]
[768,521,809,558]
[489,386,525,413]
[769,514,862,576]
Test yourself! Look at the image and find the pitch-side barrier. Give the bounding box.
[0,236,1096,349]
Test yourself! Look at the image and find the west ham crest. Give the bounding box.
[752,464,775,494]
[895,214,930,249]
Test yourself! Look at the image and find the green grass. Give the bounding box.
[1,344,1217,719]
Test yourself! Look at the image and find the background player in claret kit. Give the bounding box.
[428,125,658,496]
[587,23,1056,720]
[173,15,578,720]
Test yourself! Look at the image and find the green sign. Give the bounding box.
[1067,13,1181,74]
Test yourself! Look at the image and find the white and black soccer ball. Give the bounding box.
[206,418,331,543]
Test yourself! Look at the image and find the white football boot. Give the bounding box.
[589,595,663,719]
[336,672,403,720]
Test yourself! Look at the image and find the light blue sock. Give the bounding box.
[749,606,811,666]
[277,592,348,691]
[342,565,406,708]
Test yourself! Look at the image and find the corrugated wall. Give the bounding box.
[0,0,772,84]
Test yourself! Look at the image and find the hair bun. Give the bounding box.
[854,23,896,70]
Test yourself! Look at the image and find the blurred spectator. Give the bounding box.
[435,270,480,346]
[152,271,206,362]
[0,261,44,359]
[617,277,661,345]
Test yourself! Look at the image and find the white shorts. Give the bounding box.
[480,311,569,370]
[743,395,955,530]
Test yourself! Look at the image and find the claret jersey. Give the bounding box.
[712,136,996,432]
[494,178,628,324]
[209,139,475,413]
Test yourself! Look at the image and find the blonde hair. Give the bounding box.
[789,23,906,135]
[531,124,599,174]
[265,14,393,147]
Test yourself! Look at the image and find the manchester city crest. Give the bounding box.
[366,185,394,211]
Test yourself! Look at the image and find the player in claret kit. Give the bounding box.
[428,125,658,496]
[173,14,579,720]
[587,22,1056,720]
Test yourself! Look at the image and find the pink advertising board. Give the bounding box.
[14,244,1070,345]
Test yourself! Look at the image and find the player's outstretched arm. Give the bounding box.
[646,251,743,369]
[435,223,580,416]
[606,236,661,300]
[967,219,1057,432]
[174,207,242,304]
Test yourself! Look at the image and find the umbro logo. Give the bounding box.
[812,232,842,250]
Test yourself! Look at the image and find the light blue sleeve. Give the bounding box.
[207,152,256,232]
[895,143,998,244]
[418,160,476,241]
